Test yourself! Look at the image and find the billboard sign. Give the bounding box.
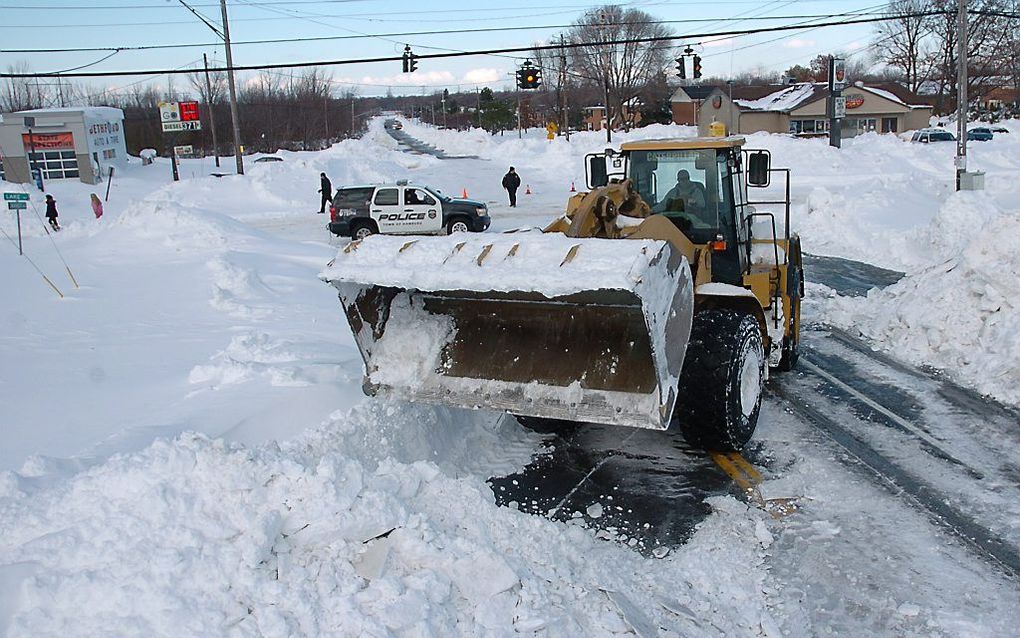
[160,101,202,132]
[833,96,847,119]
[829,57,847,92]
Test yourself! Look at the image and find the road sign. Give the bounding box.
[162,120,202,132]
[8,201,27,210]
[174,145,194,155]
[4,192,30,201]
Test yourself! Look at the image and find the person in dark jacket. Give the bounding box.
[501,167,521,207]
[44,194,60,231]
[318,172,333,214]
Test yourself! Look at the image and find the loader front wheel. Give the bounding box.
[674,309,764,451]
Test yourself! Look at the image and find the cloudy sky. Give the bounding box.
[0,0,879,97]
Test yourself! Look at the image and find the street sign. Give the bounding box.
[8,201,27,210]
[4,192,30,201]
[174,145,194,155]
[162,120,202,132]
[833,96,847,119]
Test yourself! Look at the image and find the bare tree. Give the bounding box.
[566,5,673,131]
[874,0,934,92]
[2,61,49,112]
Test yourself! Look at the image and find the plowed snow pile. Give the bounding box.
[816,192,1020,404]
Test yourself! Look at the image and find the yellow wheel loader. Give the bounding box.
[322,136,803,450]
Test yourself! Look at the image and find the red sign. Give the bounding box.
[179,101,200,122]
[845,96,865,109]
[23,132,74,150]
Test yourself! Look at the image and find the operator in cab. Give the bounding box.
[653,169,707,215]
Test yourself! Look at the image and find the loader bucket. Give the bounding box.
[321,233,694,430]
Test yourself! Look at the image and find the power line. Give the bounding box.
[1,13,898,54]
[1,11,948,80]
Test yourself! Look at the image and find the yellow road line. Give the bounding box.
[709,451,759,493]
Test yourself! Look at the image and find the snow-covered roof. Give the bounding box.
[734,83,821,112]
[12,106,124,120]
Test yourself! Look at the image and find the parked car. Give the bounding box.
[990,126,1009,134]
[910,128,956,143]
[328,181,490,239]
[254,156,284,163]
[967,127,994,141]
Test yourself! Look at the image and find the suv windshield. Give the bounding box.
[628,148,733,243]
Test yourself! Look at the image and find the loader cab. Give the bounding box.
[618,138,753,285]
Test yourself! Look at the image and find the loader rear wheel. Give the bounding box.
[674,309,764,451]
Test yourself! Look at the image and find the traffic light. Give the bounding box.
[675,57,686,79]
[516,61,541,89]
[692,55,702,79]
[402,45,418,73]
[526,68,542,89]
[516,67,528,89]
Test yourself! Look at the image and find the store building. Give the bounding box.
[695,82,933,138]
[0,107,126,185]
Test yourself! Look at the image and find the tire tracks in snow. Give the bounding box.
[772,326,1020,582]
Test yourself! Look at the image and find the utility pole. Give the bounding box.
[203,54,221,167]
[220,0,244,175]
[600,10,612,143]
[517,92,522,139]
[560,33,570,141]
[955,0,968,191]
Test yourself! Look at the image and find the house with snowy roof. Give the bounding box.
[695,82,933,138]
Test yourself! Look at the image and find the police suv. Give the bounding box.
[328,181,490,239]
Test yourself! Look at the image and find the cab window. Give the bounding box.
[374,188,398,206]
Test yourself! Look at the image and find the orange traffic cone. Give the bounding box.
[525,184,532,195]
[570,181,576,192]
[461,187,468,198]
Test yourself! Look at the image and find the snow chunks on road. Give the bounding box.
[0,404,776,636]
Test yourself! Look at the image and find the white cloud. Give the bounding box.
[461,68,502,84]
[782,38,816,49]
[340,71,458,87]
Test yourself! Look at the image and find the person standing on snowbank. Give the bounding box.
[90,193,104,220]
[501,167,521,207]
[318,172,333,214]
[44,194,61,231]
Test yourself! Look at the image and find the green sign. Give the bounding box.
[7,201,27,210]
[4,192,30,201]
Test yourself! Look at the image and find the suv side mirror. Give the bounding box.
[586,153,608,189]
[747,151,770,187]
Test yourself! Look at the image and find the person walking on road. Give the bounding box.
[90,193,104,220]
[502,167,521,207]
[318,172,333,214]
[44,194,61,231]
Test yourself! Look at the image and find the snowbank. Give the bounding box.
[814,192,1020,404]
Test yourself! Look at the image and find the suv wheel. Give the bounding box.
[447,219,470,234]
[351,223,376,241]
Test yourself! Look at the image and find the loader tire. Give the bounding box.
[674,309,764,451]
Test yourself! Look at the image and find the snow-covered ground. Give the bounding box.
[2,116,1018,635]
